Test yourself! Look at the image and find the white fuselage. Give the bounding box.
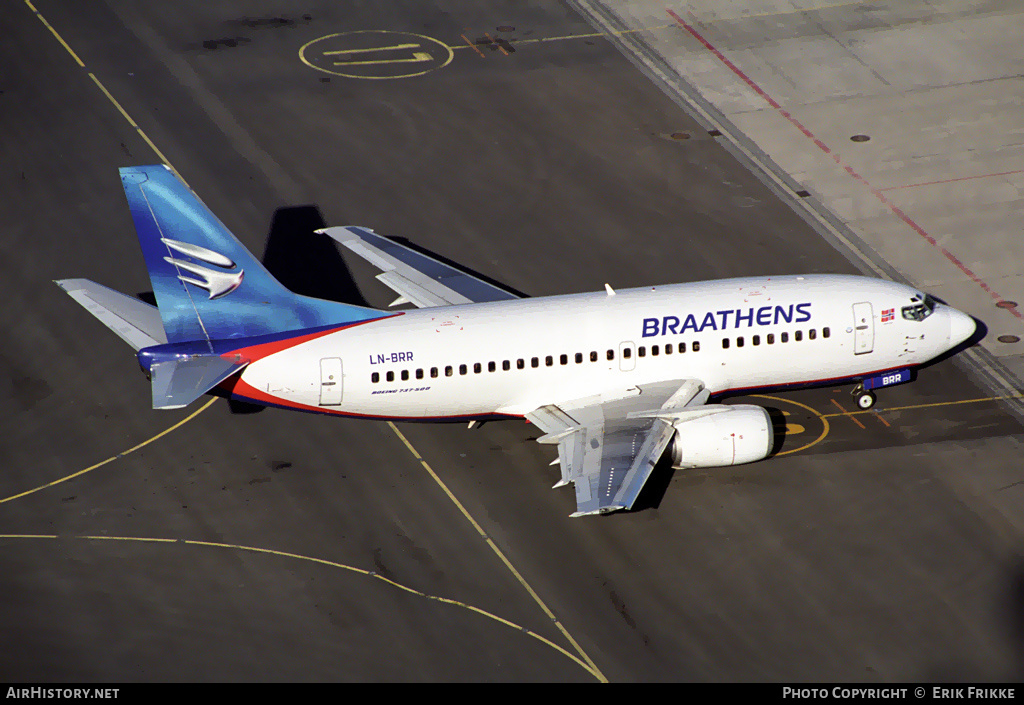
[232,275,960,419]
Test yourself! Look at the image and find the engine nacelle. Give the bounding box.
[669,405,774,469]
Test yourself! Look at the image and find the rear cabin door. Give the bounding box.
[320,358,343,406]
[852,303,874,355]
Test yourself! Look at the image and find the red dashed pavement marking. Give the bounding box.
[666,8,1021,320]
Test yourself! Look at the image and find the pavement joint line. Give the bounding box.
[0,534,595,677]
[386,421,608,683]
[876,169,1024,192]
[569,0,1024,425]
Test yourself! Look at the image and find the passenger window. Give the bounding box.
[416,369,424,379]
[607,349,615,360]
[371,372,380,383]
[503,360,510,371]
[795,330,803,341]
[781,332,789,343]
[401,370,409,381]
[473,363,481,373]
[517,359,525,369]
[652,345,659,356]
[638,346,646,357]
[809,329,816,340]
[575,353,583,364]
[623,348,632,359]
[430,367,438,378]
[752,335,760,346]
[386,371,395,382]
[488,361,496,372]
[767,333,775,344]
[823,327,830,338]
[590,351,598,362]
[531,357,539,368]
[737,336,744,348]
[679,342,686,353]
[722,338,730,349]
[560,354,567,365]
[545,355,553,367]
[445,366,453,377]
[693,341,700,352]
[459,364,468,375]
[665,344,672,355]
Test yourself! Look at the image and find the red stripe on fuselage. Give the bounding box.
[219,314,400,364]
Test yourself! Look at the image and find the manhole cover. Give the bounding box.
[850,134,870,142]
[670,132,690,140]
[996,300,1018,309]
[997,335,1021,343]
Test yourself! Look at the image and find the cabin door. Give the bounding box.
[319,358,343,406]
[852,303,874,355]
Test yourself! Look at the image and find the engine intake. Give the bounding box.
[670,405,774,469]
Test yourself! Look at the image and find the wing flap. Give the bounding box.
[321,226,519,307]
[375,271,464,308]
[528,379,707,517]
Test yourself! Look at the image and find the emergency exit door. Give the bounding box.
[619,341,635,371]
[852,303,874,355]
[320,358,343,406]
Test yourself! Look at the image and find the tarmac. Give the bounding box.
[1,0,1022,681]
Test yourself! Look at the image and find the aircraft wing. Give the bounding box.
[319,226,520,308]
[527,379,709,517]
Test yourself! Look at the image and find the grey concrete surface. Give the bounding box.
[581,0,1024,381]
[1,0,1022,681]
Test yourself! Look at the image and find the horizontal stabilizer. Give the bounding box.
[150,355,246,409]
[56,279,167,351]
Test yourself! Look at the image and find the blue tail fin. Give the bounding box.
[120,165,379,342]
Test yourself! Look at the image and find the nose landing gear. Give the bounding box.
[851,385,876,410]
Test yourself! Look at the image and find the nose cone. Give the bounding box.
[947,308,976,347]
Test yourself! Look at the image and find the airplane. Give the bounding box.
[57,165,978,516]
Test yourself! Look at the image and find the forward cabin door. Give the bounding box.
[320,358,343,406]
[852,303,874,355]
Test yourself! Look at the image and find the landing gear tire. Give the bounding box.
[853,389,876,410]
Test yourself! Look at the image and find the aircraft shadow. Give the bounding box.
[631,405,787,513]
[260,205,372,308]
[239,205,373,414]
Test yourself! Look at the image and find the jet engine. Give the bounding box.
[669,405,774,469]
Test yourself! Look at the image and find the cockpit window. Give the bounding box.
[902,294,936,322]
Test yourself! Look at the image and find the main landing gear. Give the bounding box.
[851,385,876,410]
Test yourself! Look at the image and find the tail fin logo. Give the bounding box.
[161,238,244,299]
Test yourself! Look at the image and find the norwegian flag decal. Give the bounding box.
[881,308,895,322]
